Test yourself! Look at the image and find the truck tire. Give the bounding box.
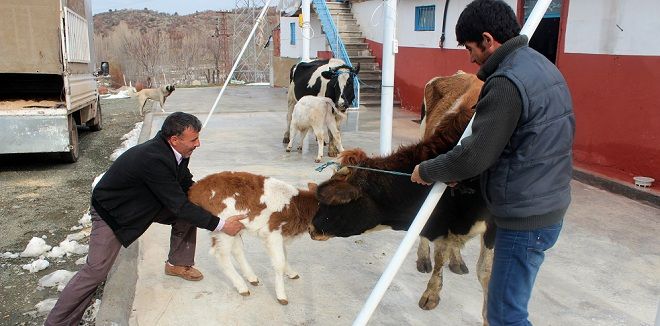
[87,98,103,131]
[61,115,79,163]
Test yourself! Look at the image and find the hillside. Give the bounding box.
[93,9,226,38]
[92,8,278,86]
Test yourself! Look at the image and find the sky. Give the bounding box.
[92,0,242,15]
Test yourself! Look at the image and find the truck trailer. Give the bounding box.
[0,0,101,162]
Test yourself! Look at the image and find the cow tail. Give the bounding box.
[289,63,297,82]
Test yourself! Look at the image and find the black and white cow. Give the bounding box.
[283,58,359,157]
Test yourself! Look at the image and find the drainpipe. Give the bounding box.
[302,0,311,62]
[379,0,398,155]
[353,1,555,325]
[439,0,450,48]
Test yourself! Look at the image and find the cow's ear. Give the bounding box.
[321,70,334,79]
[353,62,360,74]
[316,180,361,205]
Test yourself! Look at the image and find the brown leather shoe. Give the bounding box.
[164,263,204,281]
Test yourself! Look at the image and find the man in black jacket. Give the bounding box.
[46,112,246,326]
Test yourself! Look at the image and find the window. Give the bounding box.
[415,5,435,31]
[290,22,296,45]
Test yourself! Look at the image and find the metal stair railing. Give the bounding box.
[311,0,360,108]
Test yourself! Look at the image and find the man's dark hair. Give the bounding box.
[456,0,520,45]
[161,112,202,138]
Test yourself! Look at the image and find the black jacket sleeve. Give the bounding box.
[141,152,219,231]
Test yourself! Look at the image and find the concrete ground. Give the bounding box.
[97,86,659,326]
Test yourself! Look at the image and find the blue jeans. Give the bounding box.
[487,222,563,326]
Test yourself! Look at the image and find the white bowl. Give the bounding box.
[633,176,655,187]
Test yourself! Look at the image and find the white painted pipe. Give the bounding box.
[520,0,552,37]
[353,182,447,326]
[379,0,397,155]
[354,1,556,325]
[202,0,273,128]
[302,0,311,62]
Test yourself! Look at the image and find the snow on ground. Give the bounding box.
[46,240,89,259]
[5,123,143,323]
[22,259,49,273]
[109,122,143,161]
[39,270,76,291]
[2,252,19,259]
[101,88,136,99]
[34,298,58,316]
[20,237,52,257]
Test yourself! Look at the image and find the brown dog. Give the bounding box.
[136,84,175,116]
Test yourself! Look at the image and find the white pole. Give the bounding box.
[202,0,273,128]
[354,1,556,325]
[301,0,311,62]
[520,0,552,37]
[379,0,397,155]
[353,183,447,326]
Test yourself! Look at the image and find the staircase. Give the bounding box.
[319,1,400,108]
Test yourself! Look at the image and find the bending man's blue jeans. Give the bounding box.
[487,222,563,326]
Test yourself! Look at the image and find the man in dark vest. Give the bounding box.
[46,112,246,326]
[411,0,575,324]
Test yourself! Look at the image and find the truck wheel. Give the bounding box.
[87,98,103,131]
[61,115,79,163]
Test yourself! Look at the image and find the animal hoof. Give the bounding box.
[315,159,321,163]
[239,290,251,297]
[277,298,289,305]
[416,259,432,273]
[286,148,292,152]
[283,137,290,144]
[449,262,469,275]
[249,280,260,286]
[289,274,300,279]
[418,294,440,310]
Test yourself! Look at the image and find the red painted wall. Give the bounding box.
[365,39,660,187]
[557,53,660,183]
[366,40,476,112]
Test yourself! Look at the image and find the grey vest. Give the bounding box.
[481,46,575,219]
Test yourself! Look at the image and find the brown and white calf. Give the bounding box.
[188,171,318,305]
[286,95,346,163]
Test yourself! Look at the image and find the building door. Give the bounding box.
[523,0,562,63]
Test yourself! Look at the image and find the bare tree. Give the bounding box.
[122,29,163,87]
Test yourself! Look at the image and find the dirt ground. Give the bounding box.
[0,97,142,325]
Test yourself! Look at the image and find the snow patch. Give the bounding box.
[1,252,19,259]
[35,298,58,316]
[39,270,76,291]
[20,237,52,257]
[66,229,91,242]
[22,259,50,273]
[110,122,143,161]
[47,240,89,258]
[75,255,87,265]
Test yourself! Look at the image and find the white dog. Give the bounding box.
[136,84,175,116]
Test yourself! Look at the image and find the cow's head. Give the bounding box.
[320,63,360,111]
[309,149,387,241]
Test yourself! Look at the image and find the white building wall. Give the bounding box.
[352,0,518,49]
[280,16,328,59]
[564,0,660,56]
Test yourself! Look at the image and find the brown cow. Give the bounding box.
[310,72,494,324]
[416,72,484,275]
[188,171,318,305]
